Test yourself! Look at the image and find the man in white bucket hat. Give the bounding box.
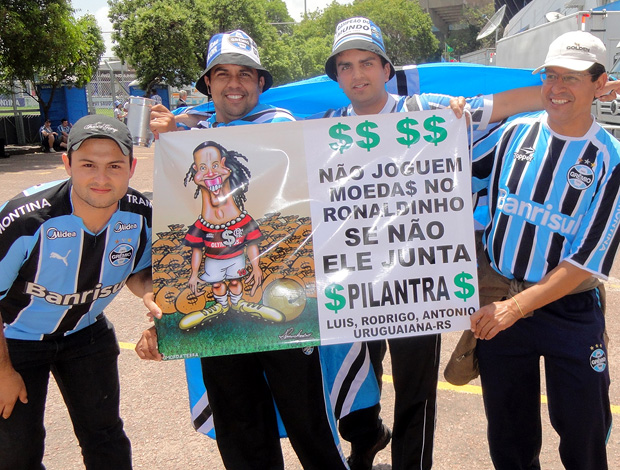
[318,16,620,470]
[141,30,350,470]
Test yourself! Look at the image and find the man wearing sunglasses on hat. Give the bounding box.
[318,17,620,470]
[141,30,350,470]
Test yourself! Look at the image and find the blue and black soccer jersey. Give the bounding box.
[318,92,493,132]
[0,179,152,340]
[195,103,295,128]
[472,111,620,282]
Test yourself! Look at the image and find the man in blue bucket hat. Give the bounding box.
[142,30,351,470]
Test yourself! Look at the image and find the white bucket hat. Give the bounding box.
[325,17,395,81]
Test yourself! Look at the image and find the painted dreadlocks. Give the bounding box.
[184,140,252,210]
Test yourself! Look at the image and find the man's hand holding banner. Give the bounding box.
[153,109,479,359]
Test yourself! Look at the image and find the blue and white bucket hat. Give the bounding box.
[325,17,395,81]
[195,30,273,96]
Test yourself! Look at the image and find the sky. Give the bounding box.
[71,0,353,58]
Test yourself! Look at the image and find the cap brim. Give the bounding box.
[196,53,273,96]
[532,58,595,74]
[325,39,395,81]
[70,136,132,156]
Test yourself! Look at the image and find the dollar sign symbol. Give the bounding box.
[356,120,380,152]
[187,293,198,305]
[329,123,353,154]
[396,117,420,148]
[453,272,475,302]
[324,283,346,314]
[222,230,236,247]
[165,291,177,302]
[423,116,448,146]
[405,180,416,196]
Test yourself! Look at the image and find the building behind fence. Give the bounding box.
[2,59,208,146]
[0,59,136,146]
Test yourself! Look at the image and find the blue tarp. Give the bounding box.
[184,62,541,119]
[594,1,620,11]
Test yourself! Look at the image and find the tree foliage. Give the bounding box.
[109,0,440,88]
[109,0,211,92]
[445,4,497,57]
[0,0,105,119]
[352,0,439,66]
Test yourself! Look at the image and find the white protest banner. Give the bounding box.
[153,109,478,359]
[306,110,478,344]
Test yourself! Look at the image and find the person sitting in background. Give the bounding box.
[57,118,72,144]
[150,89,162,105]
[39,119,65,152]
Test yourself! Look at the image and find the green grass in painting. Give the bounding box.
[156,298,320,360]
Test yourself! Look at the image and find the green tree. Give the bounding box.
[446,4,497,57]
[109,0,211,93]
[265,0,295,35]
[288,1,354,78]
[352,0,439,66]
[0,0,105,119]
[264,0,293,25]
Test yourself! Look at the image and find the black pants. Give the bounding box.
[201,347,348,470]
[340,335,441,470]
[0,318,131,470]
[478,290,611,470]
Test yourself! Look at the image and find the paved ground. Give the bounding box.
[1,146,619,469]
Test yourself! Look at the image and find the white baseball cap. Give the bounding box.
[532,31,606,74]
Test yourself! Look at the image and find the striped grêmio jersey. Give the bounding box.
[472,111,620,283]
[194,103,295,128]
[0,179,152,340]
[318,92,493,129]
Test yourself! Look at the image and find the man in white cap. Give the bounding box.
[0,115,156,470]
[142,30,350,470]
[470,30,620,469]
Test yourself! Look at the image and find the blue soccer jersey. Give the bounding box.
[0,179,152,340]
[195,103,295,128]
[472,111,620,282]
[319,92,493,132]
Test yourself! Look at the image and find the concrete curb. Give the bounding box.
[4,144,48,157]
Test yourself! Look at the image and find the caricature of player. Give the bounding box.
[179,141,285,329]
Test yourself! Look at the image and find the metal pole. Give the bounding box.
[86,82,95,115]
[11,84,25,145]
[105,61,116,106]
